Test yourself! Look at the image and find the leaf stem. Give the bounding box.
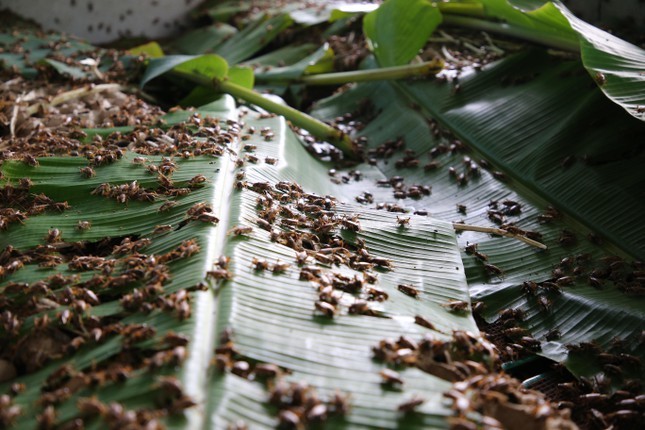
[436,2,485,17]
[288,60,444,86]
[168,68,358,157]
[441,14,580,53]
[216,79,357,157]
[452,223,547,250]
[170,69,357,157]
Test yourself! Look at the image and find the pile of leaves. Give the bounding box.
[1,0,644,429]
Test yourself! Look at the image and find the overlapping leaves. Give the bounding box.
[310,69,645,379]
[1,96,482,429]
[2,1,645,428]
[361,0,645,120]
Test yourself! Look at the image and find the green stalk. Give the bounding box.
[295,59,444,86]
[218,80,355,157]
[172,70,357,158]
[442,14,580,53]
[436,2,485,17]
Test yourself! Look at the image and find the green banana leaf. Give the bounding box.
[363,0,442,68]
[251,45,336,83]
[340,0,644,379]
[309,52,645,379]
[395,49,645,258]
[167,23,238,55]
[0,31,93,79]
[554,4,645,122]
[213,14,294,66]
[199,111,479,429]
[1,94,481,429]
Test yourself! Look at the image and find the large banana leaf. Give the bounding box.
[352,0,644,382]
[309,52,645,379]
[199,112,478,429]
[1,94,480,429]
[211,14,295,65]
[0,97,237,428]
[396,50,645,259]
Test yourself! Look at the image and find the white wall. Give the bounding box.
[1,0,642,44]
[0,0,198,43]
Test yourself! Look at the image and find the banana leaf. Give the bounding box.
[309,51,645,379]
[0,31,90,78]
[395,49,645,259]
[0,28,129,79]
[213,14,295,65]
[337,0,645,379]
[167,23,238,55]
[1,95,479,429]
[363,0,442,68]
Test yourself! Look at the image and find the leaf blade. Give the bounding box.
[363,0,442,67]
